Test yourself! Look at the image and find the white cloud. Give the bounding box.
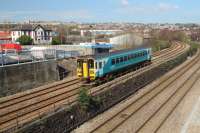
[121,0,129,6]
[116,2,179,15]
[158,3,179,12]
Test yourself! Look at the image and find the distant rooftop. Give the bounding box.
[12,24,52,31]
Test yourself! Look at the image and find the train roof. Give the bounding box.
[77,47,151,60]
[80,43,113,49]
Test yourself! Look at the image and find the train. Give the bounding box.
[77,48,152,81]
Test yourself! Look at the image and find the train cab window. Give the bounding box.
[99,62,102,69]
[112,59,116,65]
[124,56,128,61]
[77,60,82,68]
[120,57,123,62]
[116,58,120,64]
[89,59,94,68]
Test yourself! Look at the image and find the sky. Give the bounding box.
[0,0,200,23]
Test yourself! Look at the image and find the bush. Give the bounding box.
[16,35,33,45]
[78,88,101,111]
[51,37,61,45]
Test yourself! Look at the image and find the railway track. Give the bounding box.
[0,42,186,132]
[77,47,199,133]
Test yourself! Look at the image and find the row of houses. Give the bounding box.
[0,24,54,44]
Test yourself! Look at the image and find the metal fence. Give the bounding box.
[0,49,80,67]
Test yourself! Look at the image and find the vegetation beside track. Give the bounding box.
[151,40,170,52]
[14,44,198,133]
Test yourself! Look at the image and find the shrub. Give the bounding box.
[16,35,33,45]
[78,88,101,111]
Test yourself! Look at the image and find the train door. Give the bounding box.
[77,59,83,77]
[88,59,95,80]
[83,60,89,78]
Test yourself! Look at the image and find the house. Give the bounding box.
[0,31,11,44]
[11,24,53,44]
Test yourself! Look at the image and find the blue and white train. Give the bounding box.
[77,48,152,81]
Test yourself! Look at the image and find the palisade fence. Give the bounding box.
[0,45,84,67]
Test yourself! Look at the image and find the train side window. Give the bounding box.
[95,62,98,69]
[131,54,136,59]
[99,62,102,69]
[124,56,128,61]
[112,59,116,65]
[131,54,134,59]
[116,58,120,64]
[128,55,131,60]
[89,60,94,68]
[120,57,123,62]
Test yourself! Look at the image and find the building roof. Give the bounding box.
[0,31,11,40]
[12,24,52,31]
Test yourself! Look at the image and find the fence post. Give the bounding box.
[0,45,3,66]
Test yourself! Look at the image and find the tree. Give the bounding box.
[16,35,33,45]
[51,37,61,45]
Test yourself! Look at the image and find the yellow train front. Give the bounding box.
[77,57,96,81]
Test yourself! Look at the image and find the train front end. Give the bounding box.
[77,58,96,81]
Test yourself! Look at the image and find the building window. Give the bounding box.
[13,32,15,36]
[18,32,20,36]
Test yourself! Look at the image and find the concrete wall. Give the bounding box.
[23,45,93,56]
[0,60,59,97]
[109,33,144,50]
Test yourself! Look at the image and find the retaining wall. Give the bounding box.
[0,60,59,97]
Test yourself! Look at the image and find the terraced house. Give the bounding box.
[11,24,53,44]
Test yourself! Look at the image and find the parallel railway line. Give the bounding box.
[0,42,186,132]
[80,45,198,133]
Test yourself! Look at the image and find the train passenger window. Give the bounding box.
[128,55,131,60]
[131,54,136,59]
[99,62,102,69]
[131,54,134,59]
[89,60,94,68]
[95,62,98,69]
[124,56,128,61]
[112,59,116,65]
[116,58,120,64]
[120,57,123,62]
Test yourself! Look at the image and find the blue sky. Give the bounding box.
[0,0,200,23]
